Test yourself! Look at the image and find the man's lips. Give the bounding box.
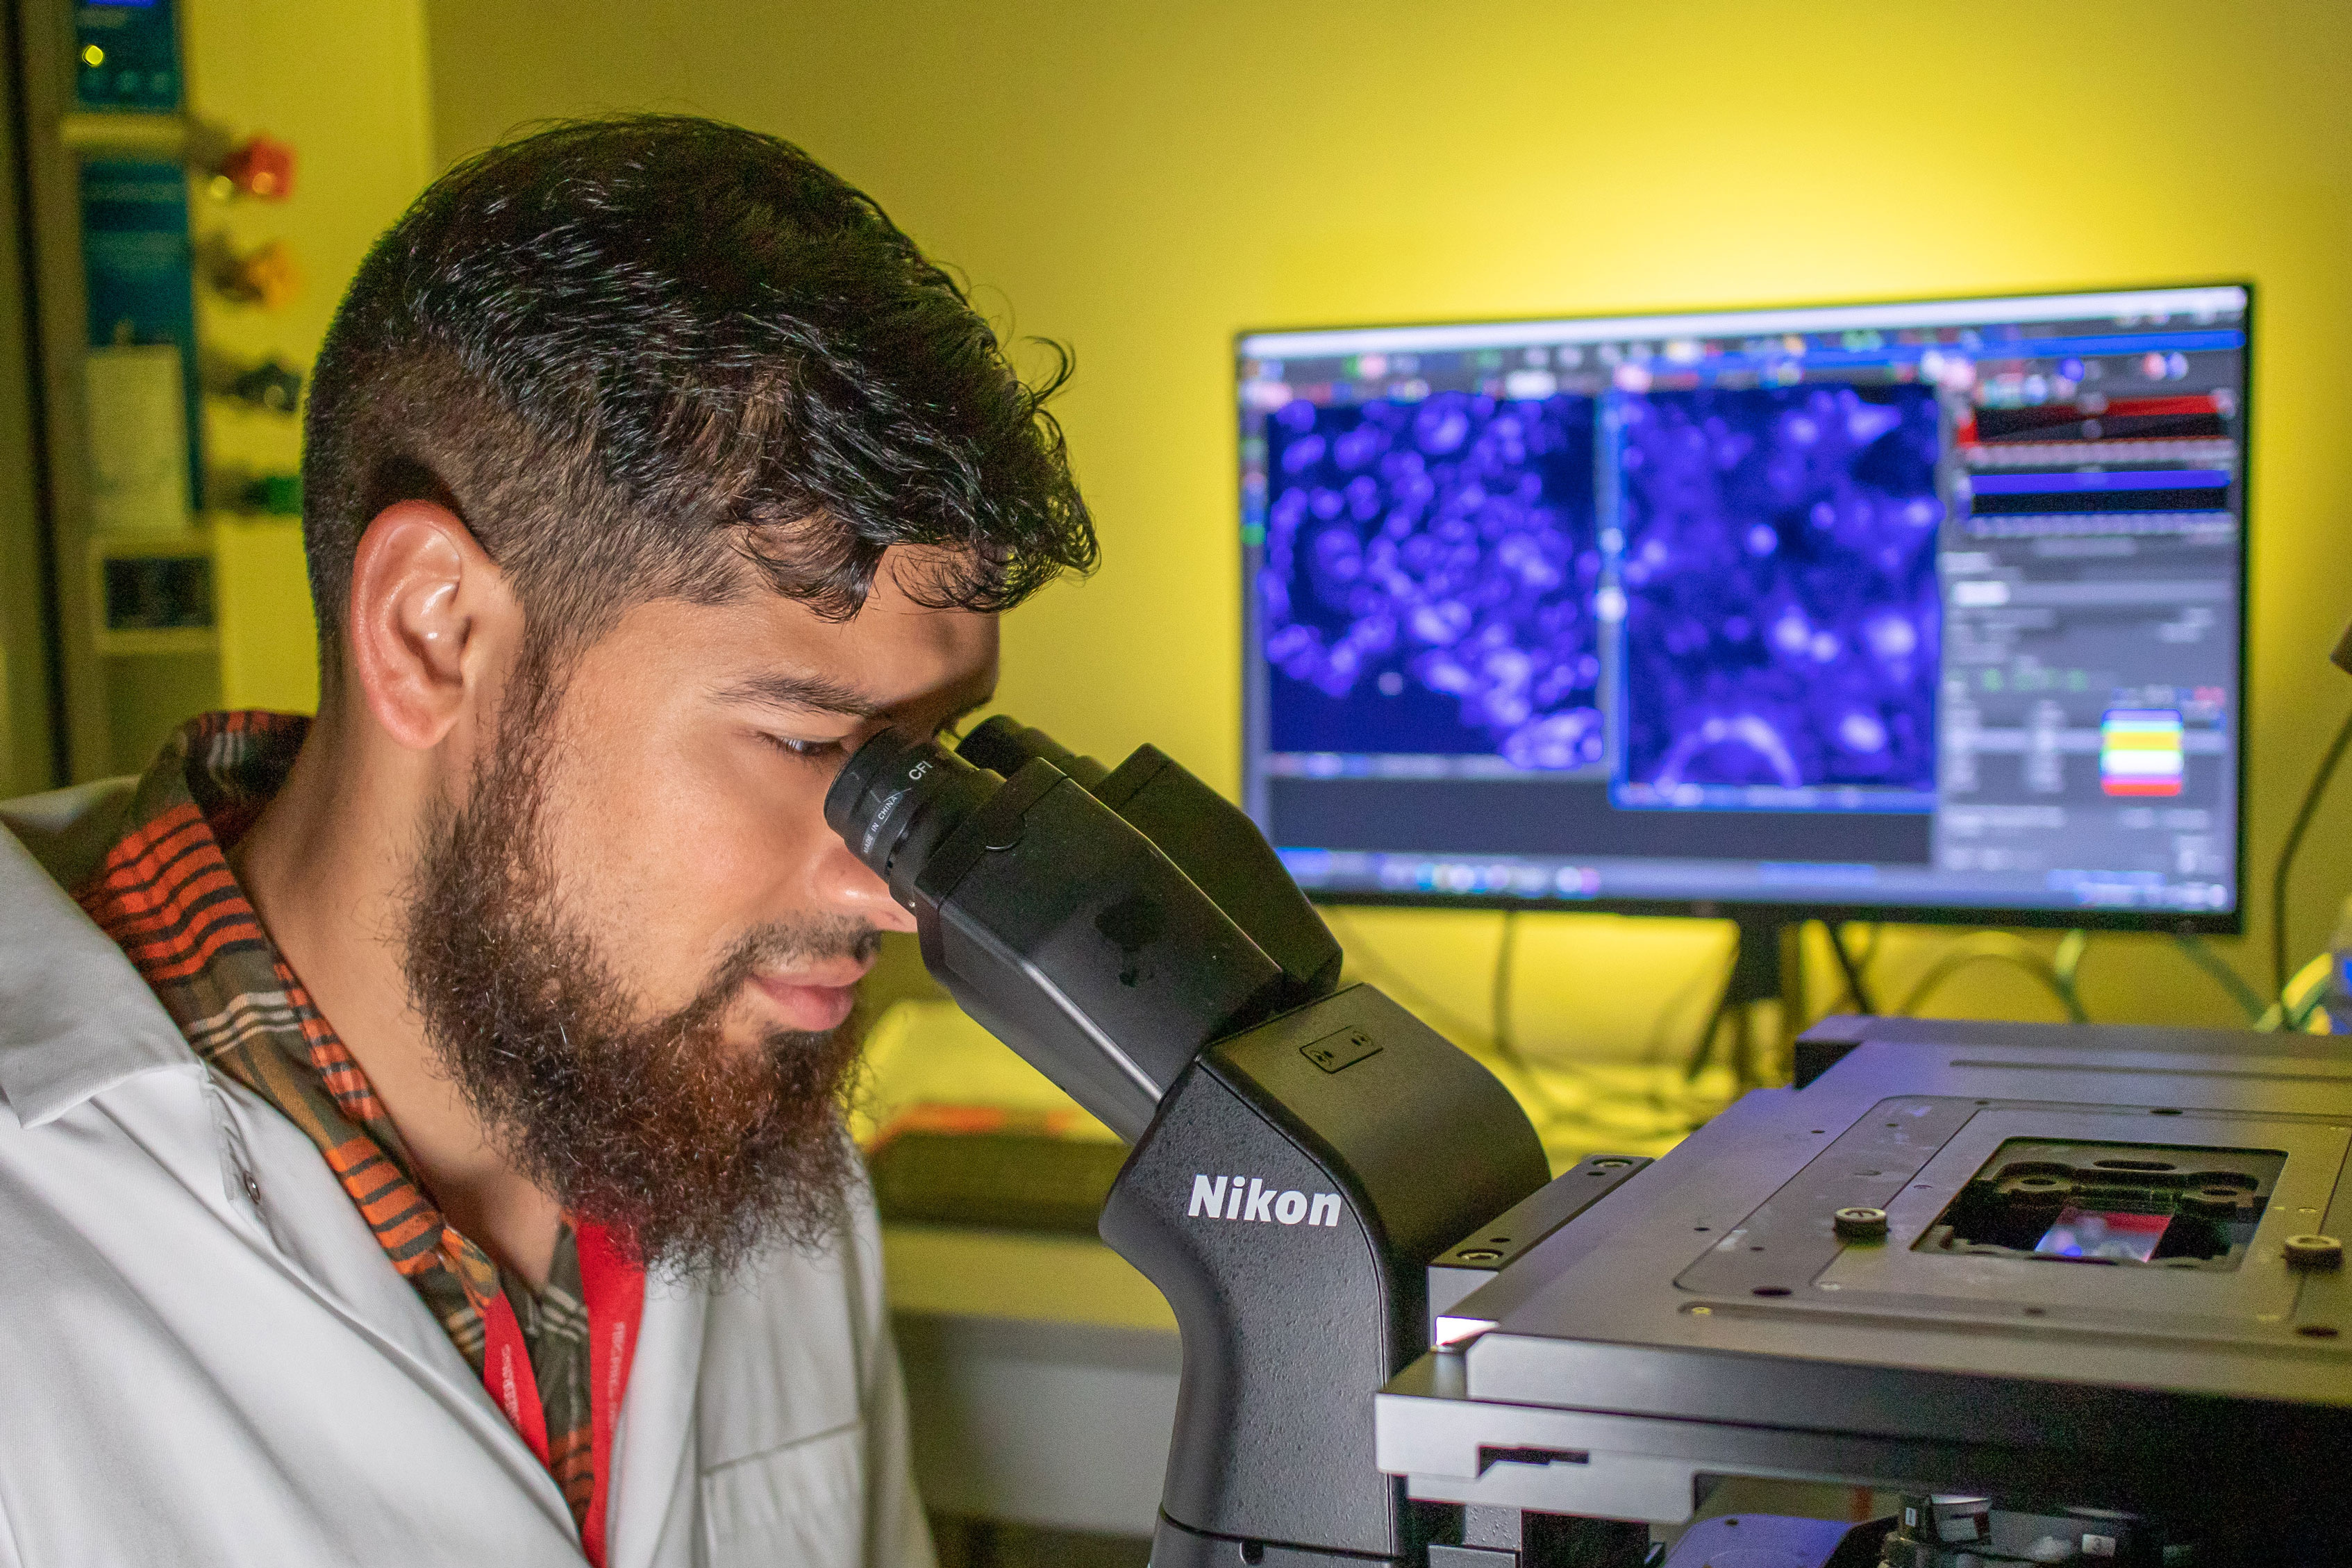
[750,959,871,1032]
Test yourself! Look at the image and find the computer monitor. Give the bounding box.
[1237,284,2250,931]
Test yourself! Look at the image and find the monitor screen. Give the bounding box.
[1237,284,2250,928]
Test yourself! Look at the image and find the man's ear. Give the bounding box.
[345,499,514,752]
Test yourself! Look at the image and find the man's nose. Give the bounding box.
[807,833,919,934]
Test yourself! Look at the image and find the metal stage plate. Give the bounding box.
[1376,1017,2352,1528]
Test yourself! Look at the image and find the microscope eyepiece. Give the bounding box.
[957,715,1110,790]
[824,728,1003,908]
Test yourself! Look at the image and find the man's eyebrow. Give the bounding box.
[712,671,888,719]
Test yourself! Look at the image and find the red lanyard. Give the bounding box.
[481,1221,646,1568]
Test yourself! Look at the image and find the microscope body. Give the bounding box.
[1106,985,1544,1565]
[828,721,1549,1565]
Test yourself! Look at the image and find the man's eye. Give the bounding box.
[760,733,843,762]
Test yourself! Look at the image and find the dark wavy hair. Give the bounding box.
[302,115,1096,676]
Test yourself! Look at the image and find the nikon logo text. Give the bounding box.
[1188,1175,1342,1228]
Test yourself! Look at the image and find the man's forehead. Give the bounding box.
[705,589,999,719]
[566,546,999,723]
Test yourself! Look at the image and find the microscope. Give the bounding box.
[828,715,1557,1566]
[830,719,2352,1568]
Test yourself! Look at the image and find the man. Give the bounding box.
[0,116,1095,1565]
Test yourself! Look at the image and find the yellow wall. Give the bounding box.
[185,0,433,497]
[415,1,2352,1062]
[185,0,433,715]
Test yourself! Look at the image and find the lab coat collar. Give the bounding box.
[0,795,205,1127]
[607,1278,708,1568]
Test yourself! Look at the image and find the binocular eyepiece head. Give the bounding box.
[826,715,1344,1005]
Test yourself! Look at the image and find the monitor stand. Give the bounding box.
[1686,918,1804,1090]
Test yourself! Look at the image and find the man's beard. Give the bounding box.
[399,677,873,1279]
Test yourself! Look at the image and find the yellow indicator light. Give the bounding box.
[80,44,104,67]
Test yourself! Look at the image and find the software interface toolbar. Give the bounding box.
[1237,286,2248,917]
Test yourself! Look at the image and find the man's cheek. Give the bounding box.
[673,785,803,910]
[612,742,774,892]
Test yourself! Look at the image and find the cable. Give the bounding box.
[1897,952,2078,1021]
[1492,910,1522,1065]
[1324,908,1696,1142]
[1892,931,2090,1023]
[2287,955,2336,1031]
[1640,926,1741,1069]
[2052,929,2090,1021]
[2257,953,2335,1033]
[1322,908,1573,1112]
[1824,921,1878,1014]
[2271,702,2352,999]
[1476,909,1587,1119]
[1477,910,1585,1119]
[1643,928,1744,1132]
[1319,909,1497,1056]
[2174,933,2266,1024]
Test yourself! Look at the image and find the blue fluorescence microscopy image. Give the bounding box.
[1615,384,1943,800]
[1260,392,1603,767]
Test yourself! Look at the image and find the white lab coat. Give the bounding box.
[0,781,935,1568]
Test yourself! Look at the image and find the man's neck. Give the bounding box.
[227,717,564,1291]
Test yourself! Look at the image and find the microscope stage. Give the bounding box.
[1376,1017,2352,1527]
